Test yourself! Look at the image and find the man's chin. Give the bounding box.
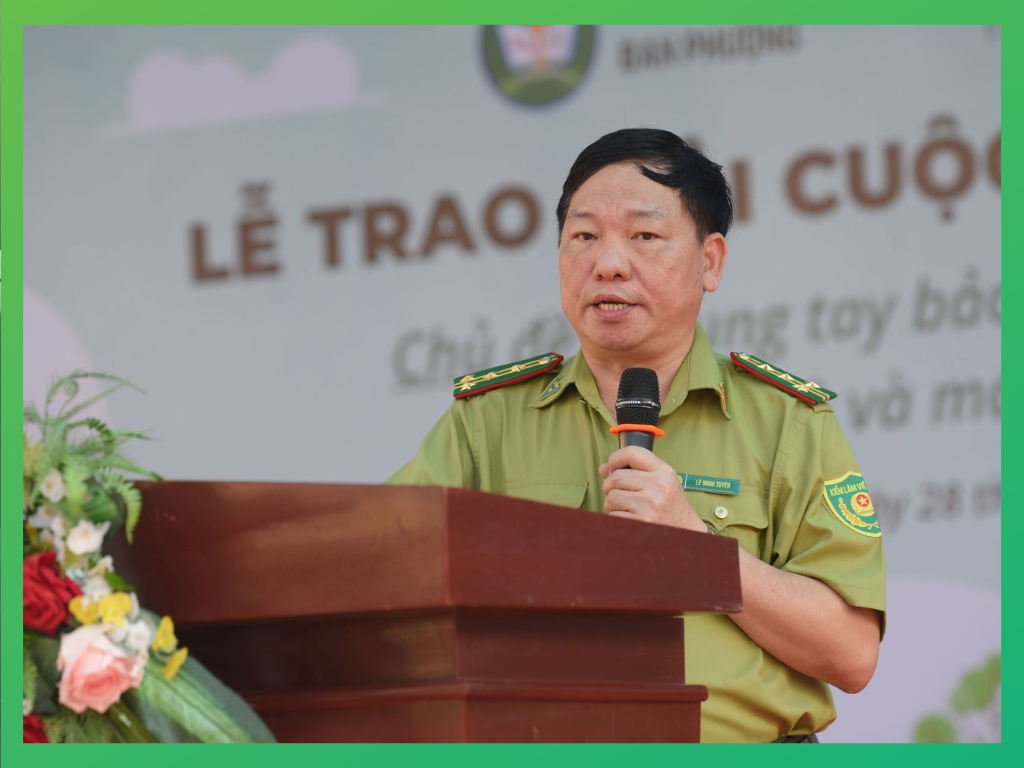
[582,331,646,355]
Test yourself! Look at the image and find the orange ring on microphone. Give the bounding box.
[609,424,665,437]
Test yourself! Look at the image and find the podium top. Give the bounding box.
[122,482,741,624]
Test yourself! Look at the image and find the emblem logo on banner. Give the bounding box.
[823,471,882,537]
[482,25,596,106]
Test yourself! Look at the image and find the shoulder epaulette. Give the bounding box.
[453,353,564,400]
[731,352,837,405]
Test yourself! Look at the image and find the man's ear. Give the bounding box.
[702,233,728,293]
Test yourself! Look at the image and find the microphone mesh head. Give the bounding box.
[615,367,661,427]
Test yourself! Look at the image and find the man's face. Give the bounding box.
[558,161,727,363]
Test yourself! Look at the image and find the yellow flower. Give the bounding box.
[162,647,189,680]
[68,596,99,625]
[151,615,178,653]
[97,592,133,626]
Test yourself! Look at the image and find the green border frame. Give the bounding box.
[3,2,1013,761]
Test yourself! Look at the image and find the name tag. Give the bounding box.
[678,473,741,496]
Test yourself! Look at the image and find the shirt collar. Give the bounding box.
[530,323,730,419]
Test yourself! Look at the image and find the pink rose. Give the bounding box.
[57,624,144,714]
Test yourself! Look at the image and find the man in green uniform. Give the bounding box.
[388,128,885,743]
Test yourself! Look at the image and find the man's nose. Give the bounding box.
[593,240,633,281]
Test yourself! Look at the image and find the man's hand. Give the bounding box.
[599,446,707,532]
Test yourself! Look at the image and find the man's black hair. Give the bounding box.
[555,128,734,243]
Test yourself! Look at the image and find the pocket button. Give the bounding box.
[714,506,729,519]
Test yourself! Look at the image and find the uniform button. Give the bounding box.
[714,506,728,519]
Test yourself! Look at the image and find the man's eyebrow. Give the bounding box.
[629,208,668,221]
[566,208,667,221]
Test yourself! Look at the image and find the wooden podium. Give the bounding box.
[118,483,741,742]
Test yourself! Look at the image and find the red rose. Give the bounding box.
[24,550,82,636]
[24,713,49,743]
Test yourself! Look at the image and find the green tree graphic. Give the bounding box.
[913,653,1000,742]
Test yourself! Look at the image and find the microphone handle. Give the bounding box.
[619,429,656,451]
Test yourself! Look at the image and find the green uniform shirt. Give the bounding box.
[388,324,887,743]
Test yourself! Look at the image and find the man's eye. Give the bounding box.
[576,232,595,241]
[638,232,658,241]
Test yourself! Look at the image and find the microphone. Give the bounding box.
[610,367,664,451]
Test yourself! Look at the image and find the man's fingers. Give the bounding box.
[602,468,649,495]
[604,489,628,514]
[604,489,655,518]
[598,462,610,479]
[606,446,661,472]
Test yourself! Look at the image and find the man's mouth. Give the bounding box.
[592,295,634,312]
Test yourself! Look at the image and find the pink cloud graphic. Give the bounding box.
[101,35,383,137]
[24,286,111,427]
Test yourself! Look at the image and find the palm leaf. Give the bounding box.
[24,402,44,426]
[98,455,163,481]
[64,374,145,420]
[81,486,123,525]
[45,371,143,419]
[60,382,128,421]
[62,454,91,517]
[136,658,260,743]
[67,417,117,453]
[102,475,144,542]
[45,706,122,743]
[24,652,41,710]
[23,433,43,477]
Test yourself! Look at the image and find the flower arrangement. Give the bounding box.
[23,371,274,743]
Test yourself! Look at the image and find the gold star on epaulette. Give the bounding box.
[453,353,565,400]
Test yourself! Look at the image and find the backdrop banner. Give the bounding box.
[24,25,1001,743]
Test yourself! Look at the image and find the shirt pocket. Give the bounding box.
[692,488,769,560]
[502,482,588,510]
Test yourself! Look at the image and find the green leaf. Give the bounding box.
[62,379,143,421]
[99,455,163,480]
[24,433,43,477]
[44,710,78,743]
[68,416,116,444]
[82,485,123,524]
[106,700,160,743]
[951,669,994,712]
[104,569,135,592]
[32,679,60,717]
[62,454,91,517]
[24,402,44,426]
[986,653,1001,686]
[118,481,144,542]
[29,635,62,687]
[136,658,259,743]
[914,715,957,743]
[24,653,41,711]
[25,642,60,715]
[44,705,122,743]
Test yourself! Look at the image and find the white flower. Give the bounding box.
[40,468,67,502]
[87,556,114,576]
[84,574,113,603]
[131,649,149,679]
[27,505,58,529]
[40,515,67,562]
[127,592,142,622]
[24,697,31,716]
[106,623,128,643]
[124,619,155,653]
[66,520,111,555]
